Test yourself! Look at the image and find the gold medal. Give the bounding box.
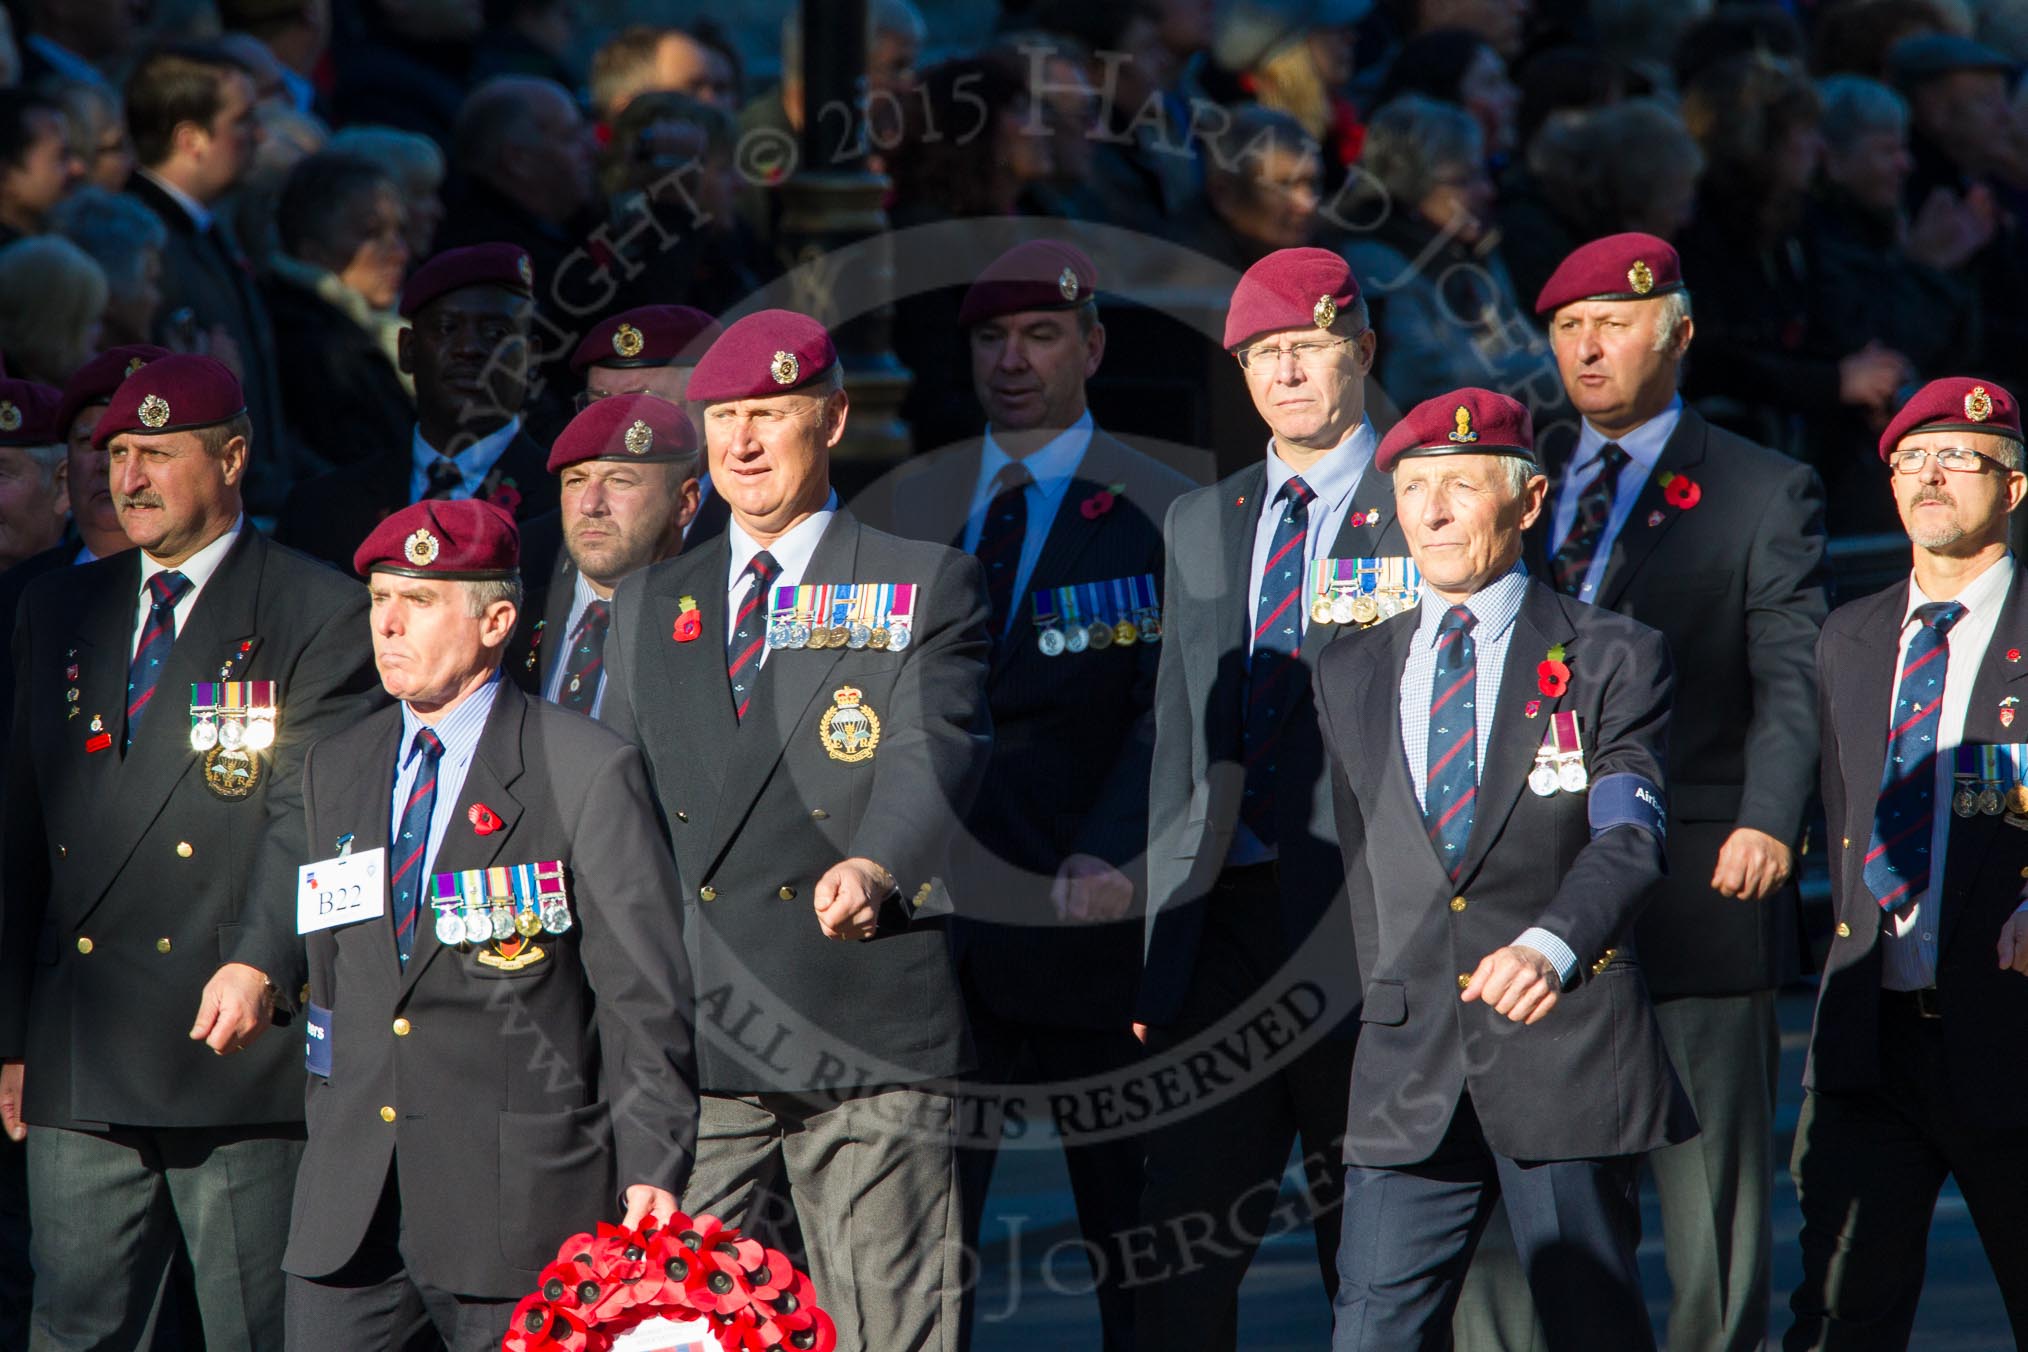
[1114,620,1139,645]
[2010,784,2028,817]
[1311,597,1335,625]
[1351,595,1380,625]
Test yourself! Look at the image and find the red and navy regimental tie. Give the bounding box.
[972,461,1032,632]
[1240,475,1315,843]
[390,727,445,964]
[728,551,780,723]
[1550,443,1629,596]
[126,570,191,749]
[1425,605,1479,877]
[1863,601,1965,910]
[558,599,610,714]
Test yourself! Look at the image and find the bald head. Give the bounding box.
[452,76,595,224]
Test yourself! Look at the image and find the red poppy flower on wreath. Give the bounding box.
[1536,644,1570,699]
[468,803,502,835]
[1081,482,1127,520]
[1658,470,1701,510]
[502,1293,589,1352]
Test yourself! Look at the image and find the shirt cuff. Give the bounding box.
[1514,928,1580,990]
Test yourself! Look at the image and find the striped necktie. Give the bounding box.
[390,727,445,964]
[1425,605,1479,878]
[1862,600,1966,910]
[1240,474,1315,843]
[728,551,780,722]
[558,599,610,714]
[973,461,1033,632]
[126,570,192,749]
[1550,443,1629,596]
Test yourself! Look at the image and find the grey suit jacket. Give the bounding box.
[602,507,994,1093]
[249,682,697,1299]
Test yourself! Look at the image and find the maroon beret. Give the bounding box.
[398,242,534,319]
[0,379,62,446]
[569,306,723,372]
[1375,387,1536,473]
[684,309,837,405]
[1223,247,1362,350]
[958,240,1099,328]
[1878,377,2024,461]
[354,498,520,581]
[92,355,247,449]
[547,393,698,472]
[1534,232,1685,316]
[57,345,171,441]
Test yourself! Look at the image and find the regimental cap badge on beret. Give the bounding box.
[1314,294,1338,329]
[138,394,171,429]
[1449,405,1479,443]
[613,323,645,359]
[515,254,533,286]
[125,357,146,376]
[1967,385,1994,421]
[1628,260,1655,295]
[404,529,440,567]
[1058,266,1080,301]
[624,419,653,455]
[771,350,800,386]
[0,402,20,433]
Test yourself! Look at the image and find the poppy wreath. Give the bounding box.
[502,1214,837,1352]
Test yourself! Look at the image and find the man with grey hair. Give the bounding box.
[1450,231,1829,1352]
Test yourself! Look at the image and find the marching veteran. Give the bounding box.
[600,309,993,1352]
[1791,377,2028,1348]
[0,354,381,1351]
[215,497,697,1352]
[1316,387,1695,1351]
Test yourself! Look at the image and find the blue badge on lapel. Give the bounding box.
[304,1002,332,1076]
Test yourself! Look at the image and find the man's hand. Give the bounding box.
[814,857,895,941]
[0,1061,23,1142]
[1461,946,1561,1025]
[1052,854,1135,924]
[620,1184,680,1229]
[1999,910,2028,977]
[189,963,276,1056]
[1711,827,1794,901]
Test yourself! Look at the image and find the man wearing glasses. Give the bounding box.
[1791,377,2028,1348]
[1137,247,1407,1347]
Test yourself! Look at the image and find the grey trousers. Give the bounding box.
[1451,991,1779,1352]
[684,1086,964,1352]
[26,1121,302,1352]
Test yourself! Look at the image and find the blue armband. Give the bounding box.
[1588,773,1666,840]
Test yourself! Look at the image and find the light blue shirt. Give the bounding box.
[961,411,1094,635]
[408,417,523,503]
[1397,565,1578,986]
[544,570,608,717]
[1548,396,1683,604]
[391,673,501,892]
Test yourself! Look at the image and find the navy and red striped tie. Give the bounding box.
[1863,600,1965,910]
[973,461,1032,632]
[390,727,445,964]
[1549,442,1629,595]
[1240,475,1315,843]
[125,569,191,750]
[728,551,780,722]
[1425,605,1479,877]
[558,598,610,714]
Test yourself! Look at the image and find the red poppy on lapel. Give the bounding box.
[1537,644,1570,698]
[673,595,702,642]
[1659,471,1701,510]
[469,803,502,834]
[2010,649,2021,663]
[1081,482,1126,520]
[480,467,523,516]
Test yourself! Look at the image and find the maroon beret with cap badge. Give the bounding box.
[92,354,247,448]
[1878,377,2024,461]
[1375,387,1537,473]
[958,240,1099,328]
[570,305,724,372]
[0,379,65,446]
[684,309,837,405]
[57,345,171,440]
[1223,246,1362,351]
[354,498,521,581]
[1534,232,1685,316]
[546,393,698,472]
[399,242,535,319]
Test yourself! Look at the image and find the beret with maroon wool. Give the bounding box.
[547,393,698,472]
[354,498,520,581]
[570,305,724,372]
[958,240,1099,329]
[1376,387,1536,474]
[57,344,171,440]
[92,354,247,449]
[1534,232,1685,316]
[1878,377,2023,461]
[684,309,837,405]
[1223,246,1362,351]
[398,242,534,319]
[0,379,62,447]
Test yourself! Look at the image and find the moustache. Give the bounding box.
[1911,487,1957,508]
[116,494,164,511]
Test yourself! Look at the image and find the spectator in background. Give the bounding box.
[328,0,479,148]
[264,151,414,471]
[1341,94,1563,416]
[1407,0,1528,60]
[16,0,144,87]
[216,0,332,119]
[50,82,133,191]
[0,237,105,385]
[0,388,68,574]
[1501,98,1704,307]
[1211,0,1366,189]
[0,89,83,246]
[994,31,1111,220]
[589,25,737,123]
[328,123,446,263]
[1678,54,1911,460]
[50,187,167,349]
[436,76,597,293]
[471,0,578,89]
[223,72,329,271]
[1813,0,1951,80]
[1672,4,1807,89]
[600,92,768,317]
[1511,42,1630,153]
[1378,28,1520,162]
[1190,104,1323,269]
[685,17,745,106]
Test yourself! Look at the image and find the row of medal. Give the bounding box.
[430,861,573,947]
[767,583,917,652]
[1310,557,1424,628]
[189,682,279,752]
[1033,576,1161,656]
[1529,712,1589,796]
[1951,743,2028,819]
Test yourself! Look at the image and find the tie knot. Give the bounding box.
[745,550,781,590]
[1916,600,1966,635]
[992,461,1034,495]
[1280,475,1316,507]
[580,598,611,630]
[1438,604,1476,637]
[147,570,191,609]
[1597,442,1629,470]
[410,726,444,763]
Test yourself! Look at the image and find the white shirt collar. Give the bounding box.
[138,167,212,233]
[726,491,840,591]
[140,516,241,594]
[1264,417,1377,513]
[1574,395,1683,474]
[979,410,1095,493]
[1905,552,2015,625]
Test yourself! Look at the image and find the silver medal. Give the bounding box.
[1330,594,1359,626]
[1038,627,1066,657]
[218,717,245,751]
[435,908,465,946]
[541,899,572,935]
[886,622,912,652]
[244,712,275,751]
[190,715,219,751]
[1528,763,1559,797]
[1558,761,1589,794]
[1065,626,1089,654]
[489,905,515,941]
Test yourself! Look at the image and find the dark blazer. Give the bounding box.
[242,682,695,1298]
[507,544,582,699]
[1316,579,1697,1165]
[1524,408,1829,995]
[1810,570,2028,1127]
[1138,455,1406,1028]
[261,272,415,473]
[0,528,381,1129]
[276,427,559,572]
[684,488,730,555]
[601,508,994,1093]
[0,540,81,744]
[125,173,294,513]
[855,430,1197,1030]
